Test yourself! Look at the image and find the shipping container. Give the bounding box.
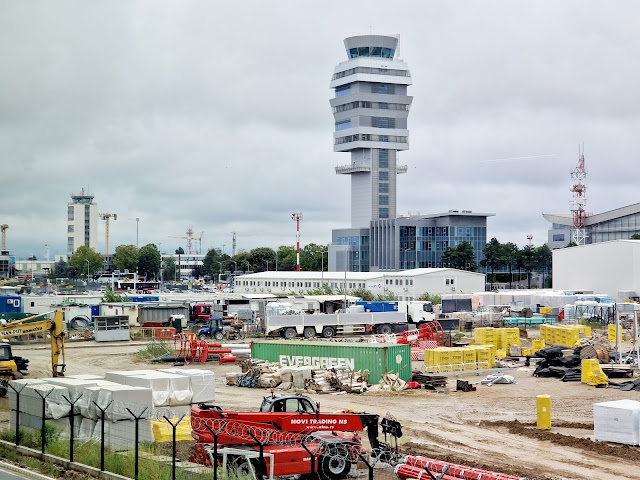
[356,301,398,313]
[251,340,411,383]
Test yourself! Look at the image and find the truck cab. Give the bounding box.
[260,393,317,413]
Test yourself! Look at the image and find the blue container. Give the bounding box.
[0,296,22,314]
[356,301,398,313]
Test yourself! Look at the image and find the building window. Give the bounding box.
[379,207,389,218]
[553,234,565,242]
[379,183,389,193]
[372,117,395,128]
[379,171,389,181]
[378,102,388,109]
[68,225,74,232]
[67,206,74,221]
[379,150,389,168]
[373,83,395,94]
[335,120,351,131]
[335,84,351,97]
[446,279,450,285]
[379,195,389,205]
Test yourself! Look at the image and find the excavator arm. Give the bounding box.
[0,310,66,377]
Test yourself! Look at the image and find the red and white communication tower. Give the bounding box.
[291,212,303,272]
[570,148,588,245]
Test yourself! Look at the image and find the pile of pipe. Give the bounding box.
[395,455,526,480]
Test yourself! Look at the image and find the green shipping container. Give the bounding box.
[251,340,411,384]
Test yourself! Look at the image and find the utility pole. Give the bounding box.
[291,213,303,271]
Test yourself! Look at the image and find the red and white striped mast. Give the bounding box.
[570,147,588,245]
[291,212,303,271]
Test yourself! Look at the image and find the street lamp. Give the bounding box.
[86,259,90,281]
[233,261,238,273]
[245,260,251,272]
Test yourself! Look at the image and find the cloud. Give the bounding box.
[1,0,639,260]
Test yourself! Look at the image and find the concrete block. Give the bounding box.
[159,368,215,403]
[92,419,154,450]
[94,385,154,422]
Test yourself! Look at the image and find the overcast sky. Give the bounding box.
[2,1,639,260]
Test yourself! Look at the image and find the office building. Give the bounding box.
[67,188,98,253]
[544,202,640,249]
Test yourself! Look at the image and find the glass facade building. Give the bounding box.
[544,203,640,249]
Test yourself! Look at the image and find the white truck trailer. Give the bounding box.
[264,302,407,339]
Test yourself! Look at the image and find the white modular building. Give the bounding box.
[233,268,485,301]
[552,239,640,300]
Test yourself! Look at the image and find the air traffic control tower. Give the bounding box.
[330,35,412,228]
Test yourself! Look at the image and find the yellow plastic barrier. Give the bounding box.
[537,395,551,430]
[151,417,192,442]
[608,324,623,343]
[581,359,608,386]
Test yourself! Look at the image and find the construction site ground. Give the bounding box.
[2,340,640,480]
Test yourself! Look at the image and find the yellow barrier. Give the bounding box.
[608,324,623,343]
[531,338,545,354]
[581,359,608,386]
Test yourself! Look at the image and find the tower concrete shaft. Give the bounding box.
[330,35,412,228]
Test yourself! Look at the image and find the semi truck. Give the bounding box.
[264,302,408,339]
[356,301,438,333]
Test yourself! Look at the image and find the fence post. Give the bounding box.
[301,438,323,477]
[126,406,148,480]
[246,429,273,478]
[6,382,26,446]
[34,388,53,454]
[92,400,113,471]
[162,415,186,480]
[62,394,82,463]
[203,420,227,480]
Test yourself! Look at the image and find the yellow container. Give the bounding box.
[151,417,192,442]
[462,348,476,364]
[449,347,464,365]
[496,348,507,358]
[531,338,545,353]
[536,395,551,430]
[522,349,531,356]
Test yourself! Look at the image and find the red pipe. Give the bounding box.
[219,355,237,363]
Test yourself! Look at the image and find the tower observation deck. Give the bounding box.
[330,35,412,228]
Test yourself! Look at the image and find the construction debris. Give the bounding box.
[410,372,447,390]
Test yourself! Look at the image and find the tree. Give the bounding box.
[349,287,374,301]
[102,290,125,302]
[417,292,442,304]
[481,238,504,285]
[70,246,104,279]
[248,247,277,272]
[519,245,537,288]
[535,244,553,288]
[203,248,227,278]
[501,242,519,289]
[113,245,139,273]
[163,256,176,281]
[53,258,72,278]
[374,291,397,301]
[138,244,161,279]
[442,241,477,271]
[632,234,640,240]
[175,247,185,255]
[277,246,297,270]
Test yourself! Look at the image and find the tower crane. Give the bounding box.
[0,224,8,251]
[99,213,117,255]
[169,228,201,254]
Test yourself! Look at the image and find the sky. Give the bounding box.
[2,1,639,260]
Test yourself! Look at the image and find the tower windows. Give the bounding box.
[379,207,389,218]
[379,171,389,181]
[372,117,395,128]
[379,195,389,205]
[379,183,389,193]
[335,120,351,131]
[335,84,351,98]
[373,83,395,94]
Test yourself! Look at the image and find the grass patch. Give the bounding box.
[134,341,172,362]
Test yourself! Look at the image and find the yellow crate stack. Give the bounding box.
[425,346,496,372]
[531,338,545,354]
[499,327,521,349]
[539,325,583,347]
[473,327,521,349]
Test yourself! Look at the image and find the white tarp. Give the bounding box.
[158,368,215,403]
[594,399,640,445]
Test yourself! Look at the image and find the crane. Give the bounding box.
[169,228,201,254]
[194,231,204,254]
[0,224,8,251]
[99,213,117,255]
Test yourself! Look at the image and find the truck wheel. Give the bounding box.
[198,334,207,341]
[321,326,335,339]
[284,328,297,340]
[303,327,316,339]
[214,331,224,341]
[378,324,392,335]
[319,444,351,480]
[231,457,261,480]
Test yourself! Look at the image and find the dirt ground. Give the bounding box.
[3,340,640,480]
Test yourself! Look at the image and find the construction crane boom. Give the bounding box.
[99,213,117,255]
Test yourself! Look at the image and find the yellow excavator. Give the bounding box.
[0,310,66,396]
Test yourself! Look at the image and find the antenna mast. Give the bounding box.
[570,147,588,245]
[291,213,303,271]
